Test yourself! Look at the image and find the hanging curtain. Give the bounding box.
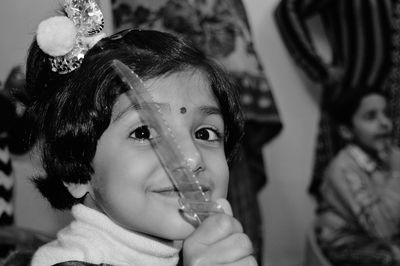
[387,0,400,148]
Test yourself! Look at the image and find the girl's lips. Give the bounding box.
[152,184,211,198]
[156,190,180,197]
[374,133,392,143]
[376,132,391,138]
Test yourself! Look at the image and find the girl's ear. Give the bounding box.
[63,182,91,199]
[338,125,353,141]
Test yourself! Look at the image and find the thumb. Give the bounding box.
[215,198,233,216]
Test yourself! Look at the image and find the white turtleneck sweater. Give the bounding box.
[31,204,181,266]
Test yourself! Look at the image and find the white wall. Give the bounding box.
[242,1,321,265]
[1,1,325,265]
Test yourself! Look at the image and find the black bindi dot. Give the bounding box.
[180,107,187,114]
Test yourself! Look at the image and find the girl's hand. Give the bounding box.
[182,199,257,266]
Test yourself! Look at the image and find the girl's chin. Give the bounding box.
[150,218,195,241]
[376,139,392,152]
[117,211,195,241]
[357,140,390,156]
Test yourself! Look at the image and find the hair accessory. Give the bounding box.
[36,0,106,74]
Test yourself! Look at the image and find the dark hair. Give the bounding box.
[26,29,244,209]
[0,92,17,134]
[327,88,389,128]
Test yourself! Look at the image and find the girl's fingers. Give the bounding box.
[183,199,255,266]
[183,232,255,266]
[199,232,254,264]
[215,198,233,216]
[225,255,258,266]
[186,212,243,247]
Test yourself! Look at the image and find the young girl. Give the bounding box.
[11,0,256,265]
[316,89,400,265]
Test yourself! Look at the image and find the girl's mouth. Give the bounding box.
[374,133,392,144]
[158,191,180,197]
[375,132,391,139]
[152,185,211,198]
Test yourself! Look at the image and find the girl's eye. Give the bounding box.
[363,111,377,121]
[129,125,158,143]
[195,127,222,142]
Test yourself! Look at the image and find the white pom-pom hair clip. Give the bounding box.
[35,0,105,74]
[37,16,77,57]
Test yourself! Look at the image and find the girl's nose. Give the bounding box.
[180,139,205,174]
[380,114,392,129]
[185,155,204,173]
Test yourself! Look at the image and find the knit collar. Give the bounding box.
[347,144,377,173]
[31,204,181,266]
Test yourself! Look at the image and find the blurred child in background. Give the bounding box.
[317,89,400,266]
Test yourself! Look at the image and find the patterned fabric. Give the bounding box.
[386,0,400,147]
[0,91,17,259]
[111,1,283,264]
[274,0,395,199]
[316,145,400,265]
[0,135,15,259]
[323,237,400,266]
[275,0,392,90]
[309,109,343,199]
[0,136,13,226]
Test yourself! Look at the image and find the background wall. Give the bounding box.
[244,1,323,265]
[0,1,326,265]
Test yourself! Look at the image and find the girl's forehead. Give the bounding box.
[111,70,219,120]
[145,70,217,105]
[357,94,387,111]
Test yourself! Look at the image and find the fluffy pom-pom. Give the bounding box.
[36,16,77,57]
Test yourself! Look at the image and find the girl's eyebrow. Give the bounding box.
[113,103,221,122]
[199,105,222,116]
[112,102,171,122]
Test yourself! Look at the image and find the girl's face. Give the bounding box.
[88,70,229,240]
[345,93,392,156]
